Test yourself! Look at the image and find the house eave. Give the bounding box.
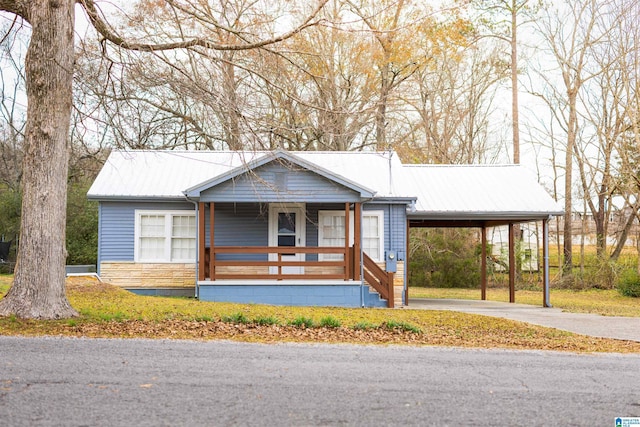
[87,195,189,203]
[371,196,417,205]
[408,210,564,222]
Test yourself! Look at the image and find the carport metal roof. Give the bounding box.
[401,163,562,308]
[402,164,563,227]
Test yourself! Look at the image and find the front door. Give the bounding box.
[269,204,306,275]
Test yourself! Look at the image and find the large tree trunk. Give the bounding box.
[0,0,77,318]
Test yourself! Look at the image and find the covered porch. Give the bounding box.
[195,201,396,307]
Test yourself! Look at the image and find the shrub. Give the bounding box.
[253,316,280,326]
[617,270,640,298]
[221,312,249,324]
[319,316,341,328]
[409,228,481,288]
[352,321,378,331]
[289,316,315,328]
[382,320,422,334]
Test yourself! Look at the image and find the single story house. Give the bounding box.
[87,149,563,308]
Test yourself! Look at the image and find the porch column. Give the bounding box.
[209,202,215,280]
[198,202,206,281]
[344,203,350,280]
[353,202,362,281]
[481,225,487,301]
[509,223,516,303]
[543,218,551,307]
[405,219,410,305]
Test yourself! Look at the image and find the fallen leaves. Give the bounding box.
[1,277,640,353]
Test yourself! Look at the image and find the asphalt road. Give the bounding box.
[1,336,639,426]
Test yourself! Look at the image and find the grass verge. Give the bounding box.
[0,276,639,353]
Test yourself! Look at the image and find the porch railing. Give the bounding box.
[203,246,353,281]
[202,246,394,308]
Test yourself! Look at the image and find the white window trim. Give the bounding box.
[134,210,196,263]
[318,210,384,262]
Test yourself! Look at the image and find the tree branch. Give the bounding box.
[78,0,329,52]
[0,0,28,21]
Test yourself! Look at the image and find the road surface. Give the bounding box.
[1,336,639,426]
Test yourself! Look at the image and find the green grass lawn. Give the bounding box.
[1,275,640,353]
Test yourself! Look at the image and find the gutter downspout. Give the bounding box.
[360,204,365,308]
[184,194,200,299]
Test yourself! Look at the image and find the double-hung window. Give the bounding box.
[135,210,196,262]
[318,210,384,262]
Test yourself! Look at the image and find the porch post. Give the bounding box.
[543,218,551,307]
[198,202,206,281]
[405,219,410,305]
[509,222,516,303]
[353,202,362,281]
[481,225,487,301]
[344,203,350,280]
[209,202,215,280]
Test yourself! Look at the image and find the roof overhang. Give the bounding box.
[408,211,563,228]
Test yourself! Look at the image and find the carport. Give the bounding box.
[402,164,564,307]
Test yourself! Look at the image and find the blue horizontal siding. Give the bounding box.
[365,202,407,261]
[97,200,408,291]
[98,201,194,263]
[200,162,359,203]
[209,203,268,261]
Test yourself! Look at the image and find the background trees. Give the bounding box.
[3,0,640,313]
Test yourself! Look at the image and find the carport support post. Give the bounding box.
[543,218,551,307]
[509,223,516,303]
[481,225,487,300]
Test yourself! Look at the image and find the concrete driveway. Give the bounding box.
[408,298,640,342]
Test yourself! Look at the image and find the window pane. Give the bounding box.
[363,237,380,260]
[278,235,296,247]
[363,216,379,237]
[171,215,195,260]
[141,215,165,237]
[172,215,196,238]
[140,237,165,260]
[278,212,296,235]
[171,237,196,260]
[139,214,165,260]
[320,214,345,261]
[362,215,380,261]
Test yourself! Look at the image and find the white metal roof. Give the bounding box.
[87,150,563,221]
[403,164,564,221]
[87,150,410,200]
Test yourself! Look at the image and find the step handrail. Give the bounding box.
[362,253,394,308]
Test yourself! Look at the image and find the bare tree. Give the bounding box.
[347,0,422,150]
[471,0,543,164]
[0,0,328,319]
[396,26,508,164]
[0,22,26,190]
[535,0,611,275]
